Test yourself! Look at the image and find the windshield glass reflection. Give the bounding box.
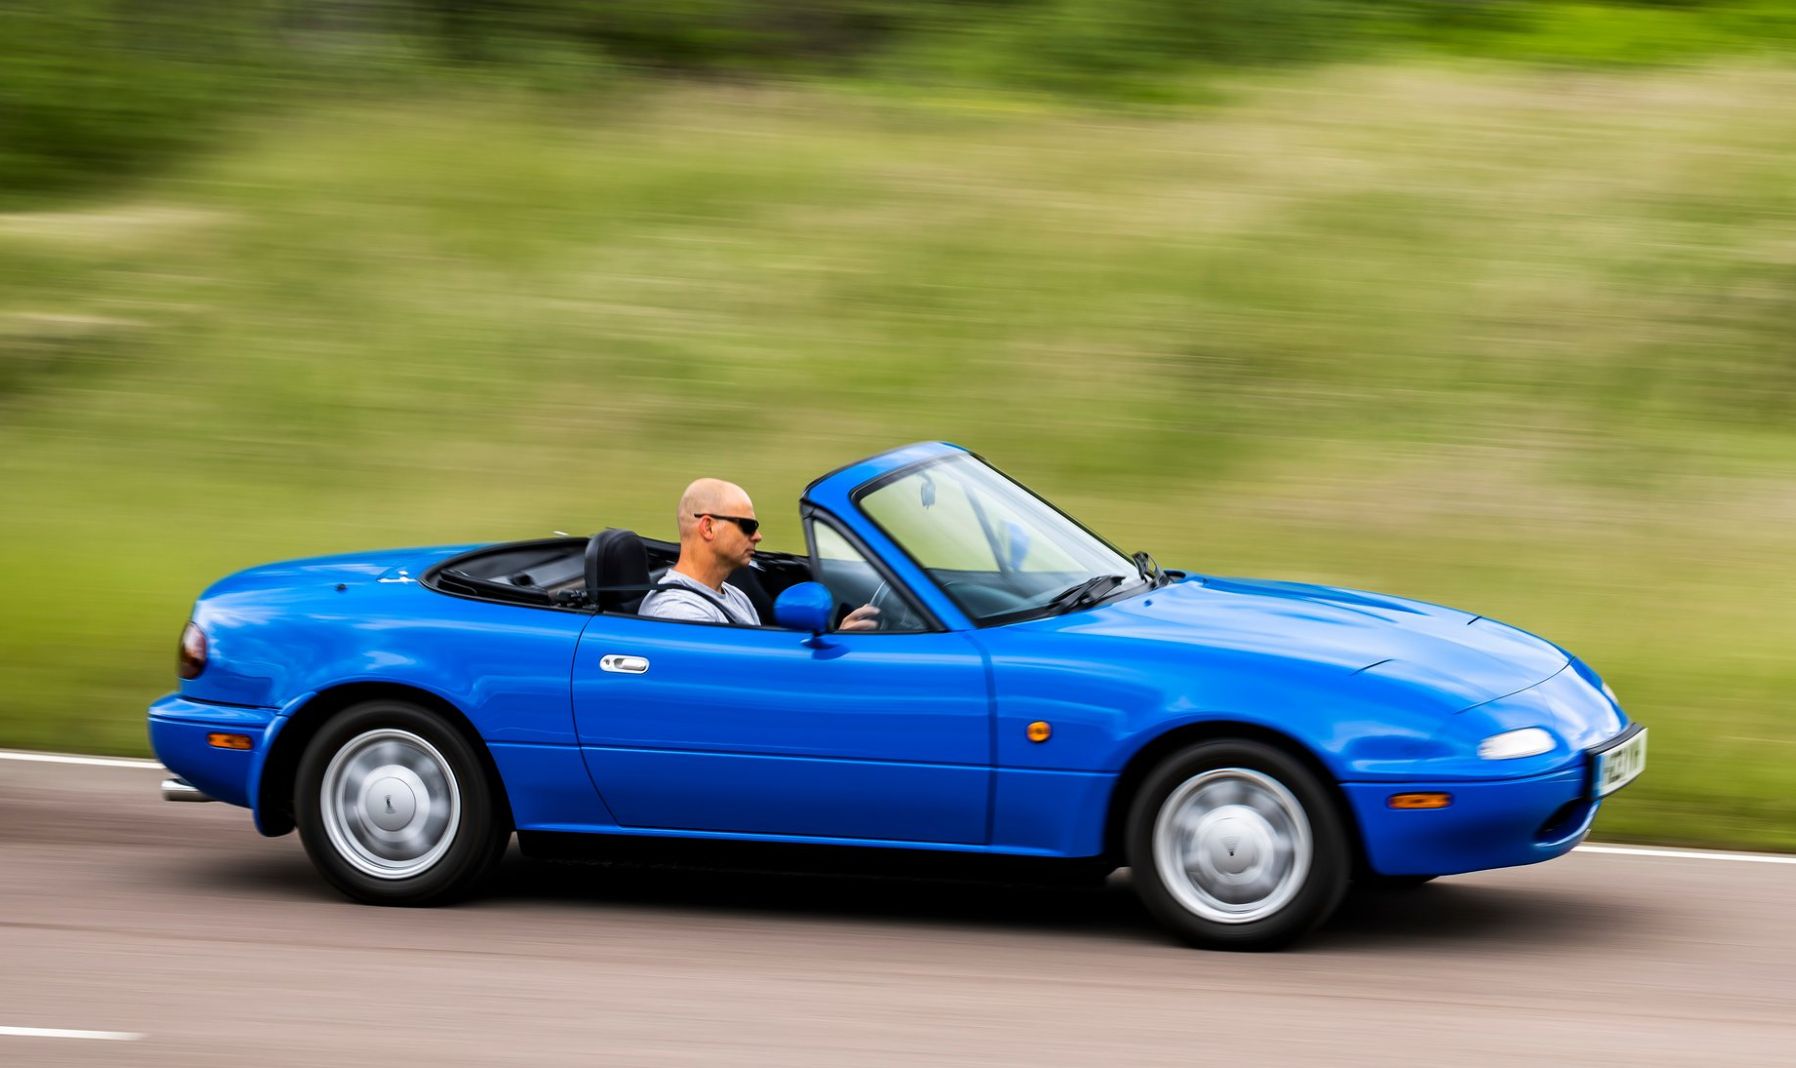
[858,456,1143,625]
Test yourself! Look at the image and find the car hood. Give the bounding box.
[1048,574,1569,711]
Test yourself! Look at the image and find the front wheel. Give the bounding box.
[1126,740,1349,950]
[295,701,510,905]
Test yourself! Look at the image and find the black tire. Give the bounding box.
[1126,740,1350,950]
[295,700,510,905]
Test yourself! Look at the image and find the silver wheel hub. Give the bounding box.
[320,729,460,880]
[1194,806,1275,879]
[1153,768,1311,925]
[362,771,421,832]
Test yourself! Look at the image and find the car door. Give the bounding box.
[571,530,990,844]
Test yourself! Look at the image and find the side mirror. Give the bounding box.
[774,581,834,635]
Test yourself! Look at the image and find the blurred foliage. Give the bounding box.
[873,0,1359,100]
[3,2,1795,850]
[1420,1,1796,65]
[7,2,1796,198]
[2,62,1795,846]
[0,1,272,198]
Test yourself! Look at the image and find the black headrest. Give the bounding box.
[585,529,650,613]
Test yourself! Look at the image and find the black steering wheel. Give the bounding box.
[860,580,899,632]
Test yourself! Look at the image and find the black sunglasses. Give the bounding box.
[695,513,760,537]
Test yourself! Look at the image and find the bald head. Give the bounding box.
[672,478,761,583]
[676,478,753,538]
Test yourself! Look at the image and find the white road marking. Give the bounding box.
[1575,843,1796,866]
[1,749,1793,867]
[0,1026,143,1041]
[0,750,161,769]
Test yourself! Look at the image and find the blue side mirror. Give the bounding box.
[774,581,834,635]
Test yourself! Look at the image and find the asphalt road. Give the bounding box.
[3,756,1793,1067]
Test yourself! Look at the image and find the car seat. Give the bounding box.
[584,529,652,613]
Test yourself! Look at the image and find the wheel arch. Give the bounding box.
[1101,720,1368,873]
[255,682,510,838]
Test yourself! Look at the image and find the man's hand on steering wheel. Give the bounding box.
[838,603,881,631]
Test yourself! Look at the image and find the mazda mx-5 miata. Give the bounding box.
[150,442,1645,948]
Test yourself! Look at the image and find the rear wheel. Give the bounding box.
[1126,740,1349,950]
[295,701,509,905]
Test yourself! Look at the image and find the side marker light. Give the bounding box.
[1027,721,1052,743]
[208,733,253,750]
[1388,792,1452,810]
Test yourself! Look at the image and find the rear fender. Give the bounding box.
[252,682,511,838]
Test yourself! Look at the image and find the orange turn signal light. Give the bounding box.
[207,732,253,751]
[1026,721,1052,743]
[1387,792,1452,810]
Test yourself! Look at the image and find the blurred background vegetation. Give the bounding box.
[2,1,1793,849]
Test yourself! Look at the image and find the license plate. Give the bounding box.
[1591,726,1647,798]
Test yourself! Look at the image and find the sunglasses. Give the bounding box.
[694,513,760,537]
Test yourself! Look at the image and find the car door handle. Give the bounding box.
[599,654,650,674]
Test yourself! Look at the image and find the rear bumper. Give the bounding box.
[147,694,279,810]
[1343,764,1599,877]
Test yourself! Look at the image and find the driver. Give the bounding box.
[640,478,880,631]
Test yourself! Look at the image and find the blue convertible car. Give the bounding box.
[150,442,1645,948]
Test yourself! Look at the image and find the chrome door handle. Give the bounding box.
[599,654,650,674]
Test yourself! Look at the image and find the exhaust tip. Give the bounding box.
[161,777,215,803]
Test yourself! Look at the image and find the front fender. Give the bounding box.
[980,627,1477,782]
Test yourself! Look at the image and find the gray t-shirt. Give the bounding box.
[638,569,761,626]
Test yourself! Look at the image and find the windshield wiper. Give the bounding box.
[1040,574,1128,615]
[1132,551,1169,588]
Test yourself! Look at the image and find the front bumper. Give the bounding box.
[1343,763,1601,877]
[147,694,279,810]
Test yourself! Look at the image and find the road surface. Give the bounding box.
[2,755,1792,1066]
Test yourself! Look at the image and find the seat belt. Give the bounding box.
[645,579,748,625]
[584,579,747,624]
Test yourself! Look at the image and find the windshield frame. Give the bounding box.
[800,502,948,633]
[849,452,1149,628]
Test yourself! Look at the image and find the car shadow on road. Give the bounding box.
[486,845,1169,946]
[474,842,1651,954]
[181,839,1655,954]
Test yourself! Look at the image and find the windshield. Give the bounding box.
[857,455,1144,625]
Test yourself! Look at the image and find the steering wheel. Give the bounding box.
[861,580,898,632]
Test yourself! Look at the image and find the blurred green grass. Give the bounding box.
[2,64,1793,849]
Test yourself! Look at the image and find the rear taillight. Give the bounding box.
[178,621,207,679]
